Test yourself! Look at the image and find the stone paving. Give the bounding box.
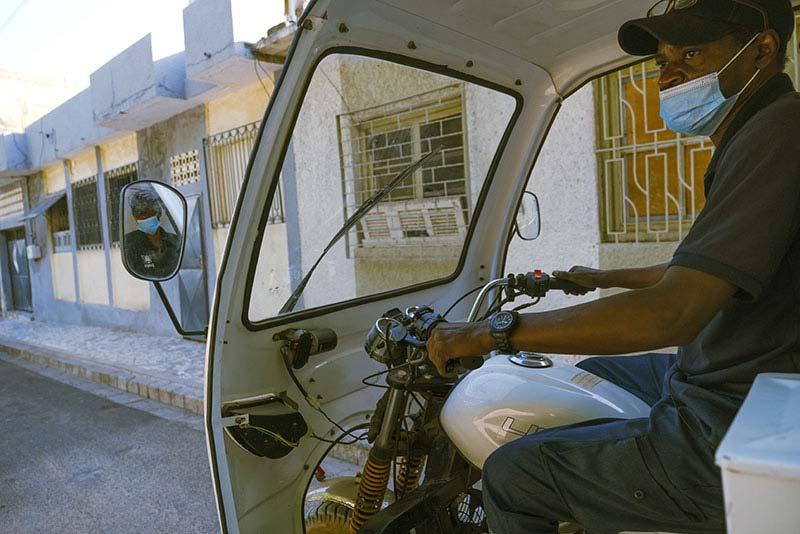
[0,316,205,413]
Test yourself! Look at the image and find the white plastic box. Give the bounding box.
[715,373,800,533]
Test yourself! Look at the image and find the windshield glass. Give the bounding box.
[248,53,517,322]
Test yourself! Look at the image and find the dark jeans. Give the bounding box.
[482,353,726,534]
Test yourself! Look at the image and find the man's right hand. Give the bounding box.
[553,263,670,293]
[552,266,611,295]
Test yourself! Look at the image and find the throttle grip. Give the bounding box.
[522,271,595,296]
[548,276,595,294]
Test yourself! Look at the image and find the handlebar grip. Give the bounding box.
[548,277,595,294]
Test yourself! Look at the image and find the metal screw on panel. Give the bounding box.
[466,60,474,67]
[302,19,314,30]
[408,41,417,49]
[338,23,349,33]
[515,79,522,86]
[633,489,645,500]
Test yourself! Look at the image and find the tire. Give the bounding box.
[304,500,354,534]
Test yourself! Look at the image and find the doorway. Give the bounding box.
[4,228,32,312]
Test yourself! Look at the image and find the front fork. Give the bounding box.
[348,387,408,533]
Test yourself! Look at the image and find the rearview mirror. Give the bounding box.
[514,191,541,241]
[120,180,187,281]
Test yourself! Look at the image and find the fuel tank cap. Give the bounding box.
[508,352,553,368]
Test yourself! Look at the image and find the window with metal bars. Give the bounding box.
[593,11,800,244]
[105,163,137,244]
[72,177,102,249]
[204,121,284,228]
[338,84,469,249]
[48,197,71,252]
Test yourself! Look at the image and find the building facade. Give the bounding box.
[0,4,798,334]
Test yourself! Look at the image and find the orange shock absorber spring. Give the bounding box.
[395,452,426,499]
[348,454,392,533]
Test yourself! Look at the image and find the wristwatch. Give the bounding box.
[488,310,519,353]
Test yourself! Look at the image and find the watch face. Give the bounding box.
[491,311,515,331]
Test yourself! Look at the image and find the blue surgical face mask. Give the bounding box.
[137,215,160,235]
[659,33,761,136]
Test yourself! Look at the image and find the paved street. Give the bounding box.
[0,357,219,533]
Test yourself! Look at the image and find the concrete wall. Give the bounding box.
[100,134,138,170]
[50,252,76,301]
[76,250,109,305]
[285,54,354,311]
[70,148,98,181]
[212,227,229,273]
[26,89,115,169]
[205,81,271,135]
[137,106,206,182]
[248,223,290,320]
[109,248,150,310]
[42,164,64,195]
[505,85,601,312]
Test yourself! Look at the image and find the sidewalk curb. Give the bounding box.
[0,336,204,415]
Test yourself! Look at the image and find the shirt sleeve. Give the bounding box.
[670,99,800,301]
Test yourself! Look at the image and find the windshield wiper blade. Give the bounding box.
[279,146,444,314]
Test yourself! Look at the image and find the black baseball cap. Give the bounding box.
[619,0,795,56]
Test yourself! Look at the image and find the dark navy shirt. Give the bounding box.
[669,74,800,414]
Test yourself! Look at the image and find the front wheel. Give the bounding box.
[305,500,353,534]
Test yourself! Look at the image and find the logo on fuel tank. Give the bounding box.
[501,417,545,437]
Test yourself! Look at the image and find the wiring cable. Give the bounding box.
[512,297,540,312]
[442,285,484,319]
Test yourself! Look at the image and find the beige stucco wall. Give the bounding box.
[212,226,229,272]
[42,163,65,194]
[100,134,138,171]
[109,247,150,310]
[505,84,602,313]
[248,224,290,320]
[76,249,109,305]
[206,81,272,136]
[69,148,97,181]
[50,251,75,301]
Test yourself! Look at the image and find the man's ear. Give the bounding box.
[755,30,780,69]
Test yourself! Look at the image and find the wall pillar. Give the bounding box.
[63,160,81,302]
[95,146,115,307]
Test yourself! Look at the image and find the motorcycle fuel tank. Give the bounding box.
[440,353,651,469]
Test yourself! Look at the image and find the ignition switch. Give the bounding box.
[273,328,338,369]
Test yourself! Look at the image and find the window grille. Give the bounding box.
[204,121,285,228]
[105,163,137,245]
[52,230,71,252]
[170,150,200,187]
[338,84,469,250]
[72,176,102,249]
[594,12,800,244]
[0,183,24,220]
[48,197,71,252]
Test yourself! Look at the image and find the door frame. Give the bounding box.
[203,1,561,531]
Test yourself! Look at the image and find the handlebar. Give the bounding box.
[365,270,595,377]
[467,271,594,321]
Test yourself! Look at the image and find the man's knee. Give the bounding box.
[482,439,551,505]
[575,356,609,376]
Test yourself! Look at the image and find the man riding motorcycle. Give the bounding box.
[427,1,800,533]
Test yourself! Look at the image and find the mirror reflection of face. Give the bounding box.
[134,207,159,221]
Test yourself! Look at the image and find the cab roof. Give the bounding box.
[374,0,800,92]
